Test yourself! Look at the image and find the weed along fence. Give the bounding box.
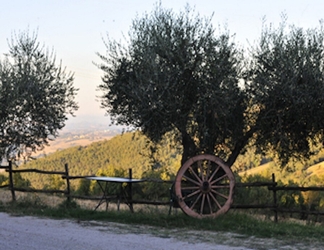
[1,162,324,222]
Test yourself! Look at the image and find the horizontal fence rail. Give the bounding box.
[9,168,66,175]
[269,186,324,191]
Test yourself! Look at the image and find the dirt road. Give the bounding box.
[0,212,253,250]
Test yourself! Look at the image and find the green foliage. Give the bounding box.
[3,172,31,189]
[75,178,91,196]
[235,174,273,207]
[0,31,78,162]
[0,171,30,188]
[43,174,65,190]
[0,174,7,186]
[90,167,127,196]
[136,169,172,201]
[247,17,324,165]
[277,180,305,210]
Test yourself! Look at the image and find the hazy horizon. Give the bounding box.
[62,113,127,134]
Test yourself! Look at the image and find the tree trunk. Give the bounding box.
[226,129,255,167]
[181,131,198,166]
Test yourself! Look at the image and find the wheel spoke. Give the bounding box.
[198,160,205,181]
[211,189,229,200]
[209,192,222,209]
[183,189,201,199]
[206,160,211,179]
[208,165,220,182]
[181,186,199,190]
[190,193,202,209]
[200,194,206,214]
[211,185,230,189]
[188,166,202,183]
[206,193,212,214]
[183,174,200,186]
[210,173,227,185]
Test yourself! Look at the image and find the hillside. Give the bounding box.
[238,162,274,177]
[307,161,324,177]
[238,156,324,186]
[19,132,182,190]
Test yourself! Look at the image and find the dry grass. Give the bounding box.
[238,162,273,177]
[239,161,324,183]
[0,189,172,215]
[0,190,63,207]
[0,190,13,203]
[307,162,324,176]
[33,135,113,156]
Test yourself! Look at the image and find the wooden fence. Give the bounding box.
[231,174,324,222]
[1,162,324,222]
[0,161,70,201]
[0,162,172,206]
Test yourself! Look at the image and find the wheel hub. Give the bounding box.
[201,181,210,193]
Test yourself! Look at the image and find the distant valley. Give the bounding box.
[34,115,126,157]
[37,130,118,157]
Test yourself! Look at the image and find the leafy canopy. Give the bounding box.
[0,31,78,161]
[247,18,324,165]
[97,5,246,165]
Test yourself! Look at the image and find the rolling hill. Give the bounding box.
[19,131,182,190]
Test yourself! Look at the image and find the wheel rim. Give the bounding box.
[174,154,235,218]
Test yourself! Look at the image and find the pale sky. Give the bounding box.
[1,0,324,130]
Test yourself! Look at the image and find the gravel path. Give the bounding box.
[0,212,252,250]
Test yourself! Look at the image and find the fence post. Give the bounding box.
[64,163,71,203]
[128,168,134,213]
[272,173,278,222]
[8,161,16,202]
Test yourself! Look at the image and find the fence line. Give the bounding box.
[1,161,69,202]
[1,162,324,222]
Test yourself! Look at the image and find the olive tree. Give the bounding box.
[0,32,78,161]
[247,18,324,165]
[97,6,247,166]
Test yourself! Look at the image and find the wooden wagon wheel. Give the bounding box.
[174,154,235,218]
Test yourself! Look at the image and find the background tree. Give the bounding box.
[0,31,78,162]
[98,5,324,168]
[247,17,324,165]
